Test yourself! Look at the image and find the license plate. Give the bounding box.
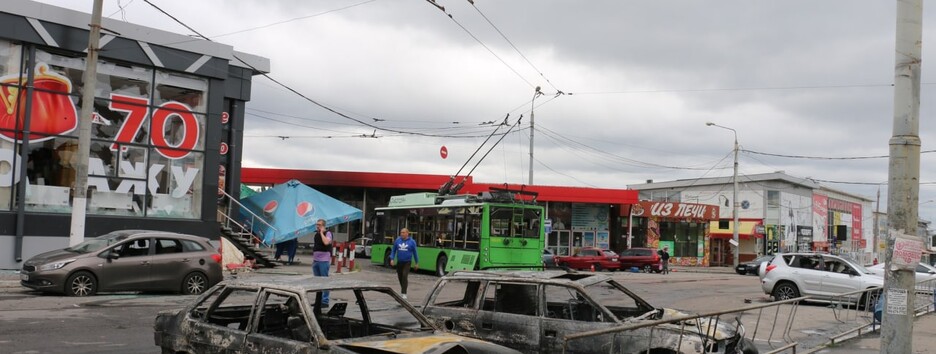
[20,274,28,281]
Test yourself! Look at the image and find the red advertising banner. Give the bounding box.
[628,201,719,220]
[813,194,828,242]
[851,202,863,242]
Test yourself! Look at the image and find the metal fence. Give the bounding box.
[561,279,936,354]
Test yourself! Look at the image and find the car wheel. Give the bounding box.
[593,263,602,272]
[182,272,209,295]
[559,262,569,269]
[859,289,882,311]
[436,254,448,277]
[383,249,392,268]
[643,265,653,273]
[66,271,97,297]
[771,282,800,301]
[736,269,746,275]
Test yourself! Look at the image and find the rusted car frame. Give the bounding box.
[420,271,757,354]
[154,276,521,354]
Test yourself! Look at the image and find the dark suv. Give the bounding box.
[618,247,663,273]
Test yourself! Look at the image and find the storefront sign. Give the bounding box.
[630,201,719,220]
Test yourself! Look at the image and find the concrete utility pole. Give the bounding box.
[528,86,541,186]
[881,0,923,353]
[69,0,103,246]
[706,122,741,268]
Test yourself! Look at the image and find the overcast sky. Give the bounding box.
[30,0,936,221]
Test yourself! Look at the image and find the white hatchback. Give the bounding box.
[760,253,883,305]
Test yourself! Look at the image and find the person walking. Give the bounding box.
[390,228,419,299]
[659,247,671,274]
[312,219,333,307]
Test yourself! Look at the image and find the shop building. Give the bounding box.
[623,200,720,266]
[241,167,639,255]
[629,172,873,266]
[0,2,269,269]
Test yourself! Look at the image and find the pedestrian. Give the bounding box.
[312,219,333,307]
[286,238,299,265]
[659,247,670,274]
[390,228,419,299]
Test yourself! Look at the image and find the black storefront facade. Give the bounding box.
[0,2,268,269]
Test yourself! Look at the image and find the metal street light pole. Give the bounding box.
[707,122,740,268]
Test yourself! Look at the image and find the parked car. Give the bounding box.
[20,230,222,296]
[736,255,773,275]
[421,271,757,354]
[353,237,372,258]
[866,262,936,284]
[760,253,883,306]
[542,248,557,268]
[154,276,521,354]
[618,247,663,273]
[554,247,621,271]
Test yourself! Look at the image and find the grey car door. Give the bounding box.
[244,290,319,354]
[818,257,862,298]
[189,287,256,353]
[541,284,615,353]
[789,255,824,296]
[422,279,483,336]
[96,238,153,291]
[149,237,192,291]
[475,282,540,352]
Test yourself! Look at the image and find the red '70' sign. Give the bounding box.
[108,93,200,159]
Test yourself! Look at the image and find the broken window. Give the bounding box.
[431,280,481,309]
[196,287,258,331]
[308,289,428,340]
[256,291,314,343]
[481,282,538,316]
[544,285,605,322]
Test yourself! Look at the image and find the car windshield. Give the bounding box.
[833,255,873,274]
[65,234,125,254]
[580,279,655,322]
[603,250,618,256]
[305,288,431,339]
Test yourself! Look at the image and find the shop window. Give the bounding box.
[23,137,77,213]
[147,150,203,219]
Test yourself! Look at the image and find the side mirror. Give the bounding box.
[106,252,120,260]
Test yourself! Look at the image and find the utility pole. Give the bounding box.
[874,186,880,263]
[881,0,923,353]
[528,86,541,185]
[706,122,740,268]
[69,0,103,246]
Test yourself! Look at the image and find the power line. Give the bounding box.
[141,0,517,139]
[467,0,561,93]
[745,148,936,160]
[568,83,895,95]
[424,0,535,89]
[210,0,379,40]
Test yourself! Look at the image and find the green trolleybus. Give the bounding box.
[370,190,545,276]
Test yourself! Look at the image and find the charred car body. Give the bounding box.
[421,271,757,354]
[154,276,521,354]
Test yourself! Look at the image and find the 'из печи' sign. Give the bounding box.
[890,229,923,270]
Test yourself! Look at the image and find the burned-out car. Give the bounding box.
[421,271,758,354]
[155,276,521,354]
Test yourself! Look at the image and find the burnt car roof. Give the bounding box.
[218,275,398,293]
[447,270,611,287]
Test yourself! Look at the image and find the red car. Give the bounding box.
[618,247,663,273]
[555,247,621,271]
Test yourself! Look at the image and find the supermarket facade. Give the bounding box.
[0,2,268,269]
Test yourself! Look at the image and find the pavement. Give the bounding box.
[814,313,936,354]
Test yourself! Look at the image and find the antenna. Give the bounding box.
[438,114,508,196]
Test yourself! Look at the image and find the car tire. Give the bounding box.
[383,249,392,268]
[182,272,209,295]
[859,289,881,311]
[594,263,602,272]
[66,271,97,297]
[736,269,746,275]
[559,262,569,270]
[739,338,758,354]
[643,265,653,273]
[771,282,800,301]
[436,254,448,277]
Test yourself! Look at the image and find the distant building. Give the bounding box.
[629,172,874,266]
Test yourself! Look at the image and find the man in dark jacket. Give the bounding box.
[659,247,671,274]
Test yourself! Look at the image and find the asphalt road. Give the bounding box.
[0,262,855,354]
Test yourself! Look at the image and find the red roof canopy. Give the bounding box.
[241,168,638,204]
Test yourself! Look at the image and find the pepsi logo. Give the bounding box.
[264,200,278,214]
[296,201,315,217]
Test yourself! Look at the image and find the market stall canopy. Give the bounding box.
[239,179,362,244]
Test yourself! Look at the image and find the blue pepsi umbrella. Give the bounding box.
[238,179,362,244]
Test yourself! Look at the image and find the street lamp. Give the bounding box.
[706,122,740,268]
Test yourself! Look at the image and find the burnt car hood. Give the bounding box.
[338,333,519,354]
[656,308,740,340]
[24,249,82,265]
